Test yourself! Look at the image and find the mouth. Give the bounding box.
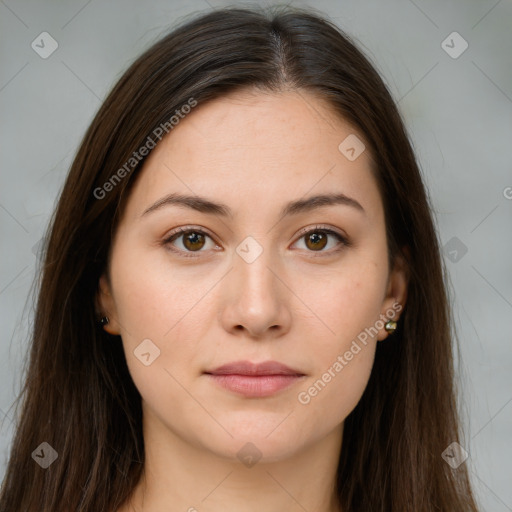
[204,360,306,398]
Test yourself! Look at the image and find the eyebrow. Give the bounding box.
[141,192,366,218]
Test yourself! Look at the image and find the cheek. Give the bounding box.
[296,341,375,435]
[292,258,385,423]
[108,243,215,395]
[295,272,381,423]
[109,239,214,339]
[297,256,387,344]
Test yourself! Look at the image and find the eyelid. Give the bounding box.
[294,224,348,242]
[164,224,217,241]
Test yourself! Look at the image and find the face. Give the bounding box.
[98,89,407,462]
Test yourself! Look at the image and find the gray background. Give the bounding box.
[1,0,511,510]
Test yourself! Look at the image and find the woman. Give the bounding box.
[0,5,480,511]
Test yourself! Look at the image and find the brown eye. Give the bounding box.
[182,231,206,251]
[164,228,217,255]
[294,227,349,255]
[305,231,328,251]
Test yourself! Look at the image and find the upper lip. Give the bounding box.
[205,360,304,376]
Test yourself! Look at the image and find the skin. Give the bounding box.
[98,88,408,512]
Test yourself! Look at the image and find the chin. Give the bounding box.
[197,415,311,463]
[207,434,304,466]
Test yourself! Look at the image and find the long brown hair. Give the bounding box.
[0,6,480,511]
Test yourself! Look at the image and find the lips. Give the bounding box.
[205,360,304,377]
[204,360,306,398]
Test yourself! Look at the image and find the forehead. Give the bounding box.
[152,88,366,166]
[124,89,382,223]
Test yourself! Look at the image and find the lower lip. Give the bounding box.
[205,374,305,398]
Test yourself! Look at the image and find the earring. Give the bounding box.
[99,316,109,326]
[384,320,397,334]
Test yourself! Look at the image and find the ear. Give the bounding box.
[377,247,409,341]
[96,273,121,335]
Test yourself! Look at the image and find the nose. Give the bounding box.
[219,246,292,340]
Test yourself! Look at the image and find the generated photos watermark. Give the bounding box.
[297,301,402,405]
[93,97,197,200]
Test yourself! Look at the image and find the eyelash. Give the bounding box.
[162,225,351,259]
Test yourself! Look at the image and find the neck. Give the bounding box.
[120,405,343,512]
